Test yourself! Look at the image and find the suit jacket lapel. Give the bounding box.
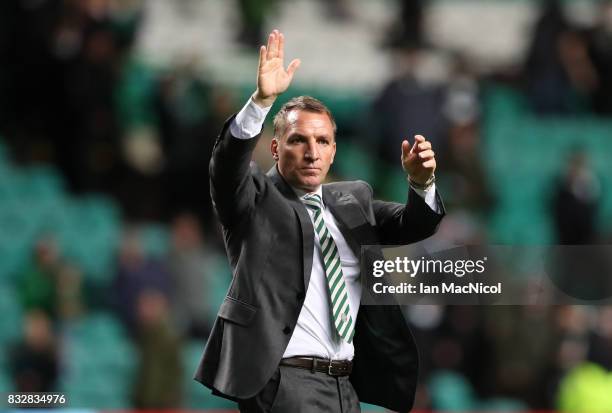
[322,186,362,258]
[267,166,314,290]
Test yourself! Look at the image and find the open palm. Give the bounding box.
[255,30,301,107]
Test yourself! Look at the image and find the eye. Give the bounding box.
[318,138,330,145]
[289,136,306,144]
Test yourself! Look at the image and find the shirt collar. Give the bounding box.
[292,185,324,208]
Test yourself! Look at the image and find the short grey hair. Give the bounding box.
[273,96,337,139]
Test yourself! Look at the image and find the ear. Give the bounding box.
[330,141,336,164]
[271,138,279,161]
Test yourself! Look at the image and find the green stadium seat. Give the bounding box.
[139,224,170,258]
[0,201,37,281]
[333,143,376,183]
[0,370,13,393]
[483,86,612,244]
[0,283,23,347]
[0,167,25,201]
[428,370,476,411]
[24,165,65,200]
[60,313,136,408]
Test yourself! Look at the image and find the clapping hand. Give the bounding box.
[252,29,301,108]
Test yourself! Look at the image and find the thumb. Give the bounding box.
[287,59,301,77]
[402,139,411,158]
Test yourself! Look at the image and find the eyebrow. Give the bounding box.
[287,133,332,140]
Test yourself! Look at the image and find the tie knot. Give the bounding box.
[302,193,323,211]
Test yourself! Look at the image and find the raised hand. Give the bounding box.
[401,135,436,186]
[252,29,301,108]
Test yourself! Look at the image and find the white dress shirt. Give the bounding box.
[229,97,440,360]
[286,186,361,360]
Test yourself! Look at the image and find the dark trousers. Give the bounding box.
[238,365,361,413]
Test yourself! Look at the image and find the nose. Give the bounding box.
[304,139,320,161]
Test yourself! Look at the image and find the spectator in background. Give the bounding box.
[17,234,84,322]
[168,213,217,339]
[316,0,353,21]
[555,306,612,413]
[0,0,141,193]
[482,306,558,408]
[550,152,608,301]
[555,306,591,373]
[404,305,488,411]
[118,57,235,224]
[552,151,600,245]
[10,310,59,392]
[0,0,66,166]
[156,62,215,224]
[18,236,63,319]
[114,228,172,332]
[132,289,183,409]
[386,0,425,49]
[523,0,597,115]
[586,1,612,115]
[55,263,84,320]
[439,55,493,217]
[65,21,120,192]
[371,46,446,169]
[588,306,612,370]
[236,0,277,47]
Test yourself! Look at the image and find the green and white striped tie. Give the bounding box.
[303,193,355,343]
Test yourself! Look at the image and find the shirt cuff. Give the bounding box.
[229,97,272,140]
[411,183,440,213]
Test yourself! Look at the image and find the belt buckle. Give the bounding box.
[328,360,338,376]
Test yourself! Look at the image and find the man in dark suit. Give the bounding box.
[195,30,444,412]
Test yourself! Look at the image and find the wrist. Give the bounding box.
[408,174,435,190]
[252,91,276,108]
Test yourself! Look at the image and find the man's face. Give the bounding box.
[272,110,336,192]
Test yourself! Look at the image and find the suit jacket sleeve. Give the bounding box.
[350,181,445,412]
[369,183,445,244]
[209,115,261,229]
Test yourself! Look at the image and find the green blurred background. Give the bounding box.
[1,0,611,411]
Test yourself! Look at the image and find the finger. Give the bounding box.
[279,32,285,61]
[402,139,411,157]
[417,141,431,152]
[409,137,418,155]
[266,31,275,60]
[422,159,436,169]
[414,135,426,145]
[418,149,435,159]
[269,29,280,58]
[286,58,301,77]
[258,45,267,69]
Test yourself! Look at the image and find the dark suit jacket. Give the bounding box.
[194,115,445,412]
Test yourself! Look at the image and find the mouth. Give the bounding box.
[301,167,320,174]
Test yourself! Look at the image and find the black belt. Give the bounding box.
[280,356,353,376]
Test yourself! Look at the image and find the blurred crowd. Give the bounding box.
[0,0,234,227]
[9,212,227,408]
[1,0,611,411]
